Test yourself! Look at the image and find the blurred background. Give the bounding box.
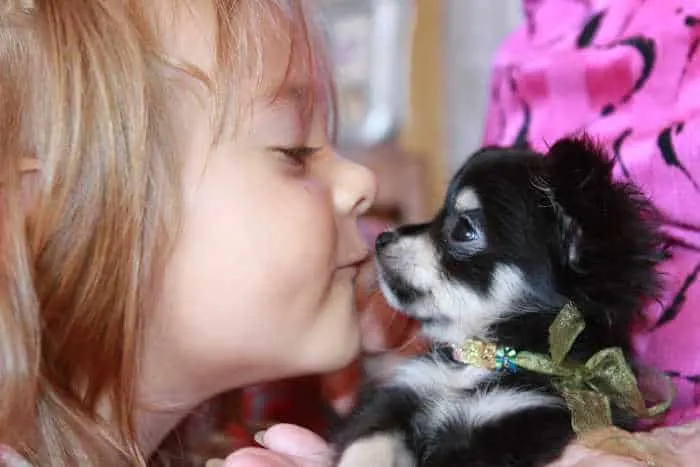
[318,0,521,224]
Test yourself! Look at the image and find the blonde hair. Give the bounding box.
[0,0,332,465]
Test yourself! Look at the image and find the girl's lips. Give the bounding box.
[337,250,371,270]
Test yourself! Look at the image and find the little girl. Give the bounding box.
[0,0,376,465]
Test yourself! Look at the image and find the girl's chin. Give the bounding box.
[312,327,362,374]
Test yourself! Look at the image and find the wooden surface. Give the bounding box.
[399,0,447,214]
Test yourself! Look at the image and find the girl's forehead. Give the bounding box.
[152,0,332,136]
[154,1,308,75]
[235,14,333,135]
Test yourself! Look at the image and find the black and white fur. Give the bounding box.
[331,137,664,467]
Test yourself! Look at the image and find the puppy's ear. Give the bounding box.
[539,185,583,269]
[553,203,583,267]
[546,136,614,191]
[544,136,614,269]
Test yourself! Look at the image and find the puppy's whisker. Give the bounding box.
[371,328,421,355]
[392,332,421,353]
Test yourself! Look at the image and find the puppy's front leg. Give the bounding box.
[336,432,415,467]
[332,386,420,467]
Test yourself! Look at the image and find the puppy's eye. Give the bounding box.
[451,215,479,243]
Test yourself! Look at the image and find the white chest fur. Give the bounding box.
[336,359,561,467]
[390,358,559,431]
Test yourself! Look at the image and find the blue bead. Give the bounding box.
[495,346,519,374]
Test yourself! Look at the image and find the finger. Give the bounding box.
[258,424,332,464]
[548,445,645,466]
[548,445,597,466]
[223,447,298,467]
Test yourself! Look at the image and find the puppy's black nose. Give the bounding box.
[375,230,398,251]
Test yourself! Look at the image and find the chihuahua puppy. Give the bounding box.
[331,137,664,467]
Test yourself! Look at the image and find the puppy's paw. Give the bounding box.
[336,432,415,467]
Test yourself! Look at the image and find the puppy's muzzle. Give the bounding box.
[375,230,399,252]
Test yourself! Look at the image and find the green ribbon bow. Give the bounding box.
[454,302,673,434]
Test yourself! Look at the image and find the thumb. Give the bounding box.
[222,424,332,467]
[258,424,332,463]
[222,447,299,467]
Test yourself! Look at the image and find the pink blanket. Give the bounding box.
[483,0,700,427]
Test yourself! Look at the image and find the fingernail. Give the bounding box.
[254,430,267,447]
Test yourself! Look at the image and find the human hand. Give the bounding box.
[216,424,332,467]
[548,444,647,466]
[548,421,700,466]
[214,420,700,467]
[213,427,650,467]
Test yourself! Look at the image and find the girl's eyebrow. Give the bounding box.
[265,82,319,138]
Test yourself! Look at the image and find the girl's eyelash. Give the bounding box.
[271,146,321,166]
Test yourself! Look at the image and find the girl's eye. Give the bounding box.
[271,146,321,168]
